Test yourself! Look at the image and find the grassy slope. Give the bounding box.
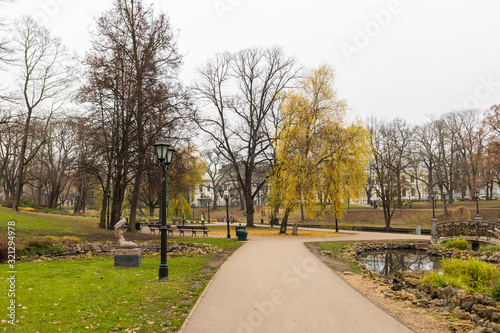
[0,207,164,248]
[0,207,243,331]
[1,246,241,332]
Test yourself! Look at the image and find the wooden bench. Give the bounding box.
[177,225,210,237]
[148,224,173,235]
[148,224,161,234]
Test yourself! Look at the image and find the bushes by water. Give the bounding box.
[439,239,470,250]
[481,244,500,252]
[422,257,500,294]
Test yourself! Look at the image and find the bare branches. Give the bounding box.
[194,46,298,226]
[5,16,74,211]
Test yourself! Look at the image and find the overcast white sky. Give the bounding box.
[3,0,500,124]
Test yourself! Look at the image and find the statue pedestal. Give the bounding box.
[114,248,141,267]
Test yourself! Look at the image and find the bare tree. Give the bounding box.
[449,109,488,197]
[9,16,72,211]
[80,0,189,229]
[195,47,299,227]
[33,118,76,208]
[369,119,403,230]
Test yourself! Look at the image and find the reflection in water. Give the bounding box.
[358,250,442,276]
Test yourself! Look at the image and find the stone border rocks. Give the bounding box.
[338,241,500,333]
[19,241,222,260]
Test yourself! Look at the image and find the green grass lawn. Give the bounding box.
[1,239,242,332]
[315,241,362,274]
[0,207,243,332]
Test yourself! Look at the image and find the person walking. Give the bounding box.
[201,212,206,225]
[230,212,234,224]
[182,211,186,226]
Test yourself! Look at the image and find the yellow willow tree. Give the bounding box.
[317,122,370,229]
[270,65,369,233]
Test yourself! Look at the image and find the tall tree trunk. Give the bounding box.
[129,162,143,231]
[99,191,107,229]
[439,186,449,217]
[396,171,402,208]
[12,108,32,211]
[110,170,127,230]
[245,188,255,227]
[238,187,245,211]
[383,204,391,231]
[280,208,291,234]
[300,202,305,223]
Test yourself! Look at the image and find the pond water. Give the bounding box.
[357,249,442,276]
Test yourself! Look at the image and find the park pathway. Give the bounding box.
[180,230,429,333]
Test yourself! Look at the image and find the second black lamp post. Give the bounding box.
[219,187,234,239]
[475,189,480,218]
[154,138,175,281]
[429,190,436,219]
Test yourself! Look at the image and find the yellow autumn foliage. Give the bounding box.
[270,65,370,221]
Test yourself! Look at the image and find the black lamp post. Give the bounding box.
[429,190,436,219]
[206,186,212,223]
[475,189,480,218]
[154,138,175,281]
[219,187,234,239]
[106,189,111,229]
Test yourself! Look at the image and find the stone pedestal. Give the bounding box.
[430,218,438,245]
[114,248,141,267]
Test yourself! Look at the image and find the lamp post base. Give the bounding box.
[159,265,169,280]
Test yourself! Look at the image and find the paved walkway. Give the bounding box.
[180,230,429,333]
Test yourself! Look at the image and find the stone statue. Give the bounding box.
[114,218,139,249]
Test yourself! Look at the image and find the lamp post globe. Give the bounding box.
[154,138,175,281]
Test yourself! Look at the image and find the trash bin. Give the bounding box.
[235,225,246,233]
[236,229,248,241]
[135,222,141,232]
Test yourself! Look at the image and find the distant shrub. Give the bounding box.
[59,236,80,244]
[43,236,60,244]
[17,241,64,257]
[481,245,500,252]
[19,207,35,212]
[41,208,69,215]
[440,239,470,250]
[20,198,37,208]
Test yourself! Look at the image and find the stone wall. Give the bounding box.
[341,241,500,333]
[20,241,222,259]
